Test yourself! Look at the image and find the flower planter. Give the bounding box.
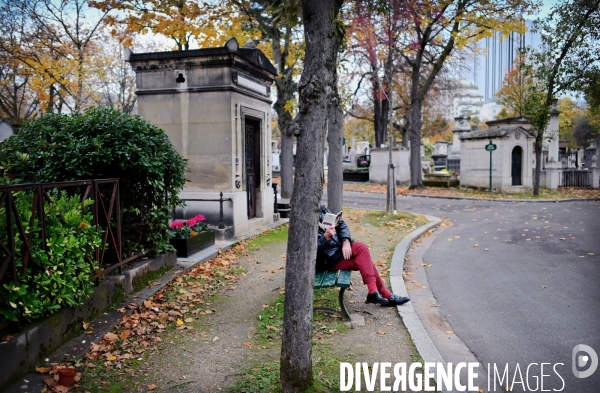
[169,229,215,258]
[343,171,369,182]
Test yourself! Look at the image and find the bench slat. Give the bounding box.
[314,271,326,288]
[336,270,352,288]
[320,270,338,287]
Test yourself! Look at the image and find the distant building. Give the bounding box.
[449,20,541,122]
[472,20,542,102]
[0,120,14,142]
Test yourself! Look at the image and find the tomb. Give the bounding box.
[127,38,278,237]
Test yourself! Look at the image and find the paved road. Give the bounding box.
[327,191,600,392]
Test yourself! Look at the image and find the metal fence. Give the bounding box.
[559,170,592,188]
[0,179,122,295]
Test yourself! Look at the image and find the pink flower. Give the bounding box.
[192,214,205,222]
[170,221,184,229]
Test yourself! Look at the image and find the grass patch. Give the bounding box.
[364,210,427,229]
[230,288,350,392]
[247,224,289,251]
[131,264,174,292]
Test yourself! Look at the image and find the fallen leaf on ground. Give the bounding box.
[104,332,118,342]
[147,384,158,391]
[377,330,386,335]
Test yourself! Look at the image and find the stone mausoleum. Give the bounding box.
[127,38,278,237]
[459,117,535,192]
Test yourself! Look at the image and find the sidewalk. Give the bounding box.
[7,210,444,392]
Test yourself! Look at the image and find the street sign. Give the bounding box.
[485,142,497,151]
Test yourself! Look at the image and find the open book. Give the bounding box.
[319,211,343,230]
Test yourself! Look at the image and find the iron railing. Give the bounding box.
[174,192,233,229]
[0,179,122,294]
[559,170,592,188]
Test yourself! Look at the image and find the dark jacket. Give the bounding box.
[316,205,353,271]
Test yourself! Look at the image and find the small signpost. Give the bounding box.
[485,140,497,194]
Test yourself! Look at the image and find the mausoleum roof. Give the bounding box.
[460,126,534,140]
[127,38,277,76]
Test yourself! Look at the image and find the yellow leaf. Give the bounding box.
[176,319,184,325]
[82,321,89,330]
[36,367,51,374]
[107,355,117,361]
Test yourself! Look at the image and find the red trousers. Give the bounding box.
[332,241,392,298]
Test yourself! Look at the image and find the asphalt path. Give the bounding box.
[325,191,600,392]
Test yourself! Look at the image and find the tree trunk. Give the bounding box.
[327,102,344,213]
[272,29,297,200]
[280,0,342,391]
[373,87,389,147]
[327,35,344,214]
[534,138,542,196]
[409,96,423,189]
[280,125,295,199]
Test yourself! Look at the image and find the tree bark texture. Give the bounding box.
[280,0,343,391]
[327,39,344,214]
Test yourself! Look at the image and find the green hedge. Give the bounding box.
[0,106,187,256]
[0,191,103,322]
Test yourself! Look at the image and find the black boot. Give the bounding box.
[382,293,410,307]
[366,291,389,305]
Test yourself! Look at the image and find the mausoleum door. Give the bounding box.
[245,119,261,219]
[512,146,523,186]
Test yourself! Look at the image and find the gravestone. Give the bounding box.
[127,38,278,237]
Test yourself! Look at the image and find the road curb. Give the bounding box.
[389,215,449,391]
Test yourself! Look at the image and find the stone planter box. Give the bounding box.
[169,229,215,257]
[423,177,459,188]
[343,171,369,182]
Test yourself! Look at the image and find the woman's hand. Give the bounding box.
[324,227,336,240]
[342,240,352,260]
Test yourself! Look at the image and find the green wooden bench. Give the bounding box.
[314,269,352,320]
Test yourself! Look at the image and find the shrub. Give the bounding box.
[0,191,103,322]
[342,167,369,173]
[0,106,187,256]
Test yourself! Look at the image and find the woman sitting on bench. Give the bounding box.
[316,205,410,307]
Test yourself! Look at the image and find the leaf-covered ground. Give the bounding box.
[38,210,432,392]
[341,182,600,200]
